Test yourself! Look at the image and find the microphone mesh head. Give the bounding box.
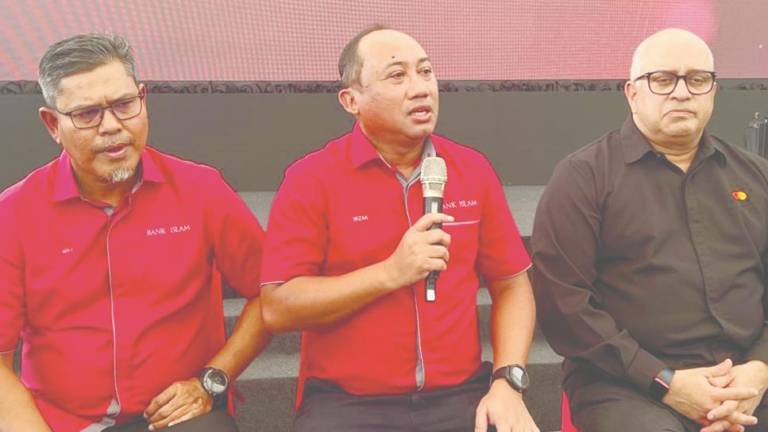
[421,156,447,198]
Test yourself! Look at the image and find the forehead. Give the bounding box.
[637,37,713,74]
[55,61,137,108]
[357,30,429,70]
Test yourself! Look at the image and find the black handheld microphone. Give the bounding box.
[420,156,447,302]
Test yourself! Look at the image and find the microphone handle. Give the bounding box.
[424,196,443,302]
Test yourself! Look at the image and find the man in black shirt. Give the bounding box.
[533,28,768,432]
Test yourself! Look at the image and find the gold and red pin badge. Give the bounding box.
[732,190,749,202]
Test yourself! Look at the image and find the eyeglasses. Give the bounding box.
[633,70,716,96]
[56,89,145,129]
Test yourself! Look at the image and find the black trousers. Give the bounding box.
[295,363,496,432]
[102,408,238,432]
[569,378,768,432]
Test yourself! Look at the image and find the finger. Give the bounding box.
[422,229,451,247]
[168,411,195,428]
[150,404,192,431]
[708,374,735,388]
[708,359,734,378]
[727,425,745,432]
[712,387,759,402]
[148,395,183,424]
[474,405,488,432]
[424,258,448,273]
[413,213,455,232]
[426,245,449,261]
[707,400,740,422]
[701,420,734,432]
[726,411,758,426]
[144,386,177,418]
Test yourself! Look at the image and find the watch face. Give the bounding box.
[203,369,229,395]
[508,366,530,391]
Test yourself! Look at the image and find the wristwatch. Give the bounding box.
[198,367,230,403]
[491,364,531,393]
[649,367,675,401]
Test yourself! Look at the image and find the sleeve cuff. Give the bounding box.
[626,348,668,393]
[745,325,768,364]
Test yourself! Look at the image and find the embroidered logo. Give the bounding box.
[732,190,749,202]
[61,248,74,255]
[352,215,369,222]
[146,225,191,236]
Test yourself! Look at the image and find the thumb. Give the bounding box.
[707,358,733,378]
[474,404,488,432]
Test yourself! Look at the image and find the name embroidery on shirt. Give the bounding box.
[443,199,478,209]
[352,215,369,222]
[146,225,191,236]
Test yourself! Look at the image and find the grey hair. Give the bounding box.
[338,24,390,88]
[38,33,137,107]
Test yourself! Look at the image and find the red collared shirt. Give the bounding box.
[0,147,264,431]
[261,123,530,407]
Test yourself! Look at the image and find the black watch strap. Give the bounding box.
[649,367,674,401]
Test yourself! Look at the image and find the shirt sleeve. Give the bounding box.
[745,254,768,364]
[476,157,531,281]
[0,196,24,353]
[206,172,265,299]
[260,163,328,286]
[531,157,667,392]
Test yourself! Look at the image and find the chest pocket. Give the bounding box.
[442,218,480,265]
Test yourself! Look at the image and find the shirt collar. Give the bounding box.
[349,122,438,169]
[52,147,165,203]
[621,116,725,165]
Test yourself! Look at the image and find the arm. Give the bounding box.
[261,212,453,332]
[531,158,667,390]
[0,352,51,432]
[533,158,758,426]
[0,199,49,431]
[475,273,540,432]
[145,173,273,430]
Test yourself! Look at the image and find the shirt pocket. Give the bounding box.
[442,219,480,265]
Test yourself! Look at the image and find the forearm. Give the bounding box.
[488,273,536,369]
[261,260,397,332]
[0,354,50,432]
[205,297,272,380]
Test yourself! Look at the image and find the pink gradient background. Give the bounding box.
[0,0,766,81]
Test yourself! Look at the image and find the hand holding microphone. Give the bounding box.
[381,157,450,300]
[383,212,453,293]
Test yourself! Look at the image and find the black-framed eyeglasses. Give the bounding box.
[633,70,716,96]
[56,89,145,129]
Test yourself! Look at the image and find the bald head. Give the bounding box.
[629,28,714,80]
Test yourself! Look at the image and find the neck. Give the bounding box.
[648,135,701,172]
[361,126,425,178]
[77,173,136,207]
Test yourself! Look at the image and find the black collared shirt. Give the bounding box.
[532,116,768,392]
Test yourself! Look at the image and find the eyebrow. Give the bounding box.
[63,90,140,113]
[382,57,432,70]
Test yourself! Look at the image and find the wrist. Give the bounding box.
[649,367,675,401]
[376,258,404,292]
[745,360,768,387]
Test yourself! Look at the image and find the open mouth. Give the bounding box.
[409,105,433,121]
[101,144,130,159]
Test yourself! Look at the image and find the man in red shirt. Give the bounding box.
[0,34,270,431]
[260,26,539,432]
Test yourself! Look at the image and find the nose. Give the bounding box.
[669,76,692,100]
[98,108,123,134]
[406,71,431,99]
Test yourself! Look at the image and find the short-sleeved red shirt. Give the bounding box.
[0,148,264,431]
[261,124,530,407]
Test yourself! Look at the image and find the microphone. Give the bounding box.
[420,156,447,303]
